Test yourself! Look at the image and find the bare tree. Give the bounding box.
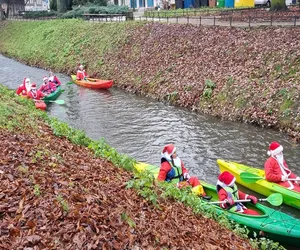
[57,0,67,12]
[0,0,5,20]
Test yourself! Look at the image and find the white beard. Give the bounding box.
[25,82,31,92]
[275,153,284,165]
[173,156,181,167]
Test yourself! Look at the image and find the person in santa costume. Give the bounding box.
[157,144,208,198]
[217,171,260,215]
[39,76,56,94]
[48,70,61,86]
[27,83,45,100]
[264,141,300,191]
[16,78,31,95]
[76,64,88,80]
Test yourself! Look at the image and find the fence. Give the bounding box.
[134,15,300,27]
[6,11,300,27]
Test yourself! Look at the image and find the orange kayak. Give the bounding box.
[71,75,113,89]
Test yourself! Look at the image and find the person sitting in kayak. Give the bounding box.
[264,141,300,192]
[16,78,31,95]
[27,83,45,100]
[217,171,260,215]
[39,76,56,94]
[157,144,209,198]
[76,64,88,80]
[48,70,61,86]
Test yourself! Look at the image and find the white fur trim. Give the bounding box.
[268,145,283,156]
[228,177,236,187]
[217,176,236,188]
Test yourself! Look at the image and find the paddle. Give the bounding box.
[240,172,299,184]
[209,193,283,207]
[46,100,65,105]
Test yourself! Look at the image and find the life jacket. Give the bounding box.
[162,157,184,183]
[43,82,54,93]
[223,184,246,213]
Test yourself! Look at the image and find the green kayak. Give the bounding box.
[217,159,300,210]
[135,162,300,247]
[43,86,62,102]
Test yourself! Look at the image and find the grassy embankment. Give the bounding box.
[0,85,286,249]
[0,19,299,142]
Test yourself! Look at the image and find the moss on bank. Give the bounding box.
[0,20,299,141]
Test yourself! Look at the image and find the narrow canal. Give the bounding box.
[1,54,300,224]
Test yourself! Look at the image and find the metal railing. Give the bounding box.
[5,11,300,27]
[133,14,300,27]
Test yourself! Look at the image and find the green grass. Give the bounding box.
[0,19,143,75]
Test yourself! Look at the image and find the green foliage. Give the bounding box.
[73,0,108,6]
[88,139,135,171]
[121,212,136,228]
[49,118,92,146]
[127,170,159,206]
[61,5,129,18]
[23,11,57,18]
[56,194,69,212]
[203,79,216,99]
[167,91,178,103]
[50,0,57,11]
[33,184,41,196]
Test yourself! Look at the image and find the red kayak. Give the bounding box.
[34,100,47,110]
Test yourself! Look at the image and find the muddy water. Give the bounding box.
[1,54,300,248]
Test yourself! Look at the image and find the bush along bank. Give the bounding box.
[0,84,286,249]
[0,20,299,142]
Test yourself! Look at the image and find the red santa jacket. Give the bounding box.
[16,78,28,95]
[49,76,61,86]
[39,81,56,94]
[76,70,87,80]
[27,89,45,100]
[265,157,297,182]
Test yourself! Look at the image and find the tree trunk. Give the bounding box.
[57,0,67,13]
[66,0,72,10]
[270,0,287,11]
[0,0,5,20]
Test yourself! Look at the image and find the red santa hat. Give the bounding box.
[161,144,176,160]
[267,141,283,156]
[43,76,48,82]
[79,64,84,69]
[217,171,236,188]
[31,83,37,88]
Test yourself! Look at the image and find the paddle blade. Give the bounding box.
[240,172,264,184]
[266,193,283,206]
[49,100,65,104]
[66,81,73,85]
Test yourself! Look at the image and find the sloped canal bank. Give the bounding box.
[1,55,300,249]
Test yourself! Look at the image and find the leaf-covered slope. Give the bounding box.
[0,86,256,249]
[101,23,300,140]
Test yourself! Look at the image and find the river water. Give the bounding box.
[1,54,300,245]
